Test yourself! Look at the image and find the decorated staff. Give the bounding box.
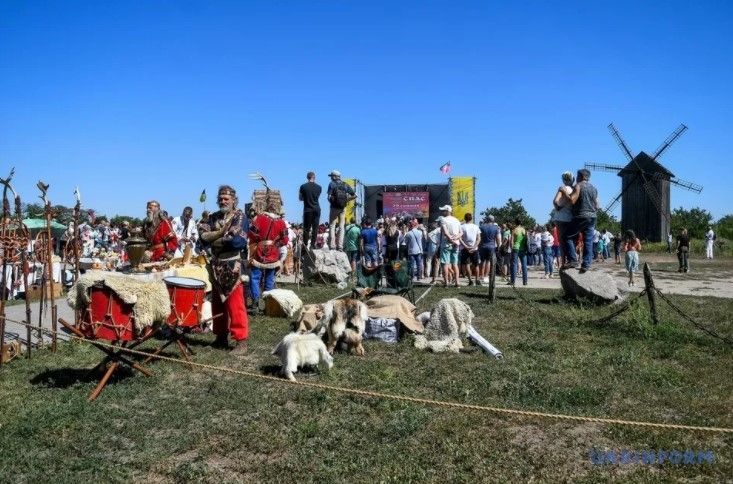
[199,185,249,355]
[38,180,59,351]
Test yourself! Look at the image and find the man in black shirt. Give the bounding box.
[299,171,322,250]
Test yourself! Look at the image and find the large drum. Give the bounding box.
[80,283,137,341]
[164,277,206,328]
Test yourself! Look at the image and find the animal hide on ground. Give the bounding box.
[67,271,171,331]
[262,288,303,320]
[413,298,474,353]
[272,332,333,381]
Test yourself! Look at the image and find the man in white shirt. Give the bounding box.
[438,205,462,287]
[460,213,481,286]
[171,206,199,257]
[705,226,715,259]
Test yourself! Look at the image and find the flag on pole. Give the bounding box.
[439,161,451,175]
[199,189,206,203]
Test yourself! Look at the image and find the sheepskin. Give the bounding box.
[413,298,474,353]
[67,271,171,331]
[262,289,304,320]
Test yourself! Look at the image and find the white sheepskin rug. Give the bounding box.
[67,271,171,331]
[413,298,475,353]
[262,289,303,320]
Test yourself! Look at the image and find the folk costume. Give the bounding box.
[248,210,289,306]
[171,215,199,257]
[199,202,249,342]
[142,217,178,262]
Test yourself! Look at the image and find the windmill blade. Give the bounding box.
[652,124,687,161]
[670,176,703,194]
[608,123,634,162]
[605,193,622,213]
[585,162,625,173]
[641,176,671,225]
[604,172,640,212]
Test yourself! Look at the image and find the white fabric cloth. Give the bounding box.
[171,216,199,257]
[540,230,554,247]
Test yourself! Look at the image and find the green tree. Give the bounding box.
[716,214,733,240]
[671,207,713,239]
[480,198,537,228]
[22,202,45,219]
[595,209,621,235]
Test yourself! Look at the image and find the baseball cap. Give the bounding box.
[439,204,452,212]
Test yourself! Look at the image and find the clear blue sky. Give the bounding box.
[1,1,731,223]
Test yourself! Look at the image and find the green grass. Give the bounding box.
[0,284,731,482]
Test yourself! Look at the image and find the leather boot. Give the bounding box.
[230,339,248,356]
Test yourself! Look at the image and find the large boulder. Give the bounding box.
[301,248,352,284]
[559,268,622,304]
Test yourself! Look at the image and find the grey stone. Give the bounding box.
[560,267,623,304]
[301,248,352,284]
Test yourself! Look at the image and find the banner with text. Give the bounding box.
[383,192,430,219]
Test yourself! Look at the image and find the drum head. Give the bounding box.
[164,276,206,289]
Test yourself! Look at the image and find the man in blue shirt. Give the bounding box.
[478,214,502,284]
[359,217,380,268]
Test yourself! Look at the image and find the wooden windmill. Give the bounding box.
[585,123,703,242]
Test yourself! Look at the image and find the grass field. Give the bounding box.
[0,283,731,482]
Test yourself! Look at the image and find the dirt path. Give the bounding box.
[279,254,733,299]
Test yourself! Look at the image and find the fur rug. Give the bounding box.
[413,298,474,353]
[67,271,171,331]
[262,289,303,320]
[272,332,333,381]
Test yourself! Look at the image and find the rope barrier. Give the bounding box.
[2,316,731,434]
[655,289,733,346]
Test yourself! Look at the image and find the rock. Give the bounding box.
[301,248,352,284]
[559,268,623,304]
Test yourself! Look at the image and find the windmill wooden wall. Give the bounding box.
[620,174,671,242]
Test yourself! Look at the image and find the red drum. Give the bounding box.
[164,277,206,328]
[80,283,137,341]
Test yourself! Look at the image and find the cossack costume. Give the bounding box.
[199,206,249,341]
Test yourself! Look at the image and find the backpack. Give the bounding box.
[329,183,350,209]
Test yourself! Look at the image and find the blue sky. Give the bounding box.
[1,1,731,222]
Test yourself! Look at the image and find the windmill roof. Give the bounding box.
[619,151,675,178]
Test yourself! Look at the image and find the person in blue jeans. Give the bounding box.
[509,218,529,286]
[360,217,380,268]
[562,169,599,273]
[404,219,424,280]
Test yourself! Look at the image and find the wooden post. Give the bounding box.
[16,196,33,358]
[488,250,497,303]
[44,198,58,352]
[643,262,659,325]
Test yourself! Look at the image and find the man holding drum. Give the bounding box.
[199,185,249,355]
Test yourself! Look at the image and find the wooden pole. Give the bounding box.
[643,262,659,325]
[42,195,58,352]
[16,196,33,358]
[488,250,497,303]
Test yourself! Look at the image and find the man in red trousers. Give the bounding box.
[199,186,249,355]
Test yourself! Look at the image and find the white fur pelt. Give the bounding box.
[67,271,170,331]
[272,332,334,381]
[414,298,474,353]
[317,298,368,356]
[262,288,303,319]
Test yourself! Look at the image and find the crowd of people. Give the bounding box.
[40,168,714,354]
